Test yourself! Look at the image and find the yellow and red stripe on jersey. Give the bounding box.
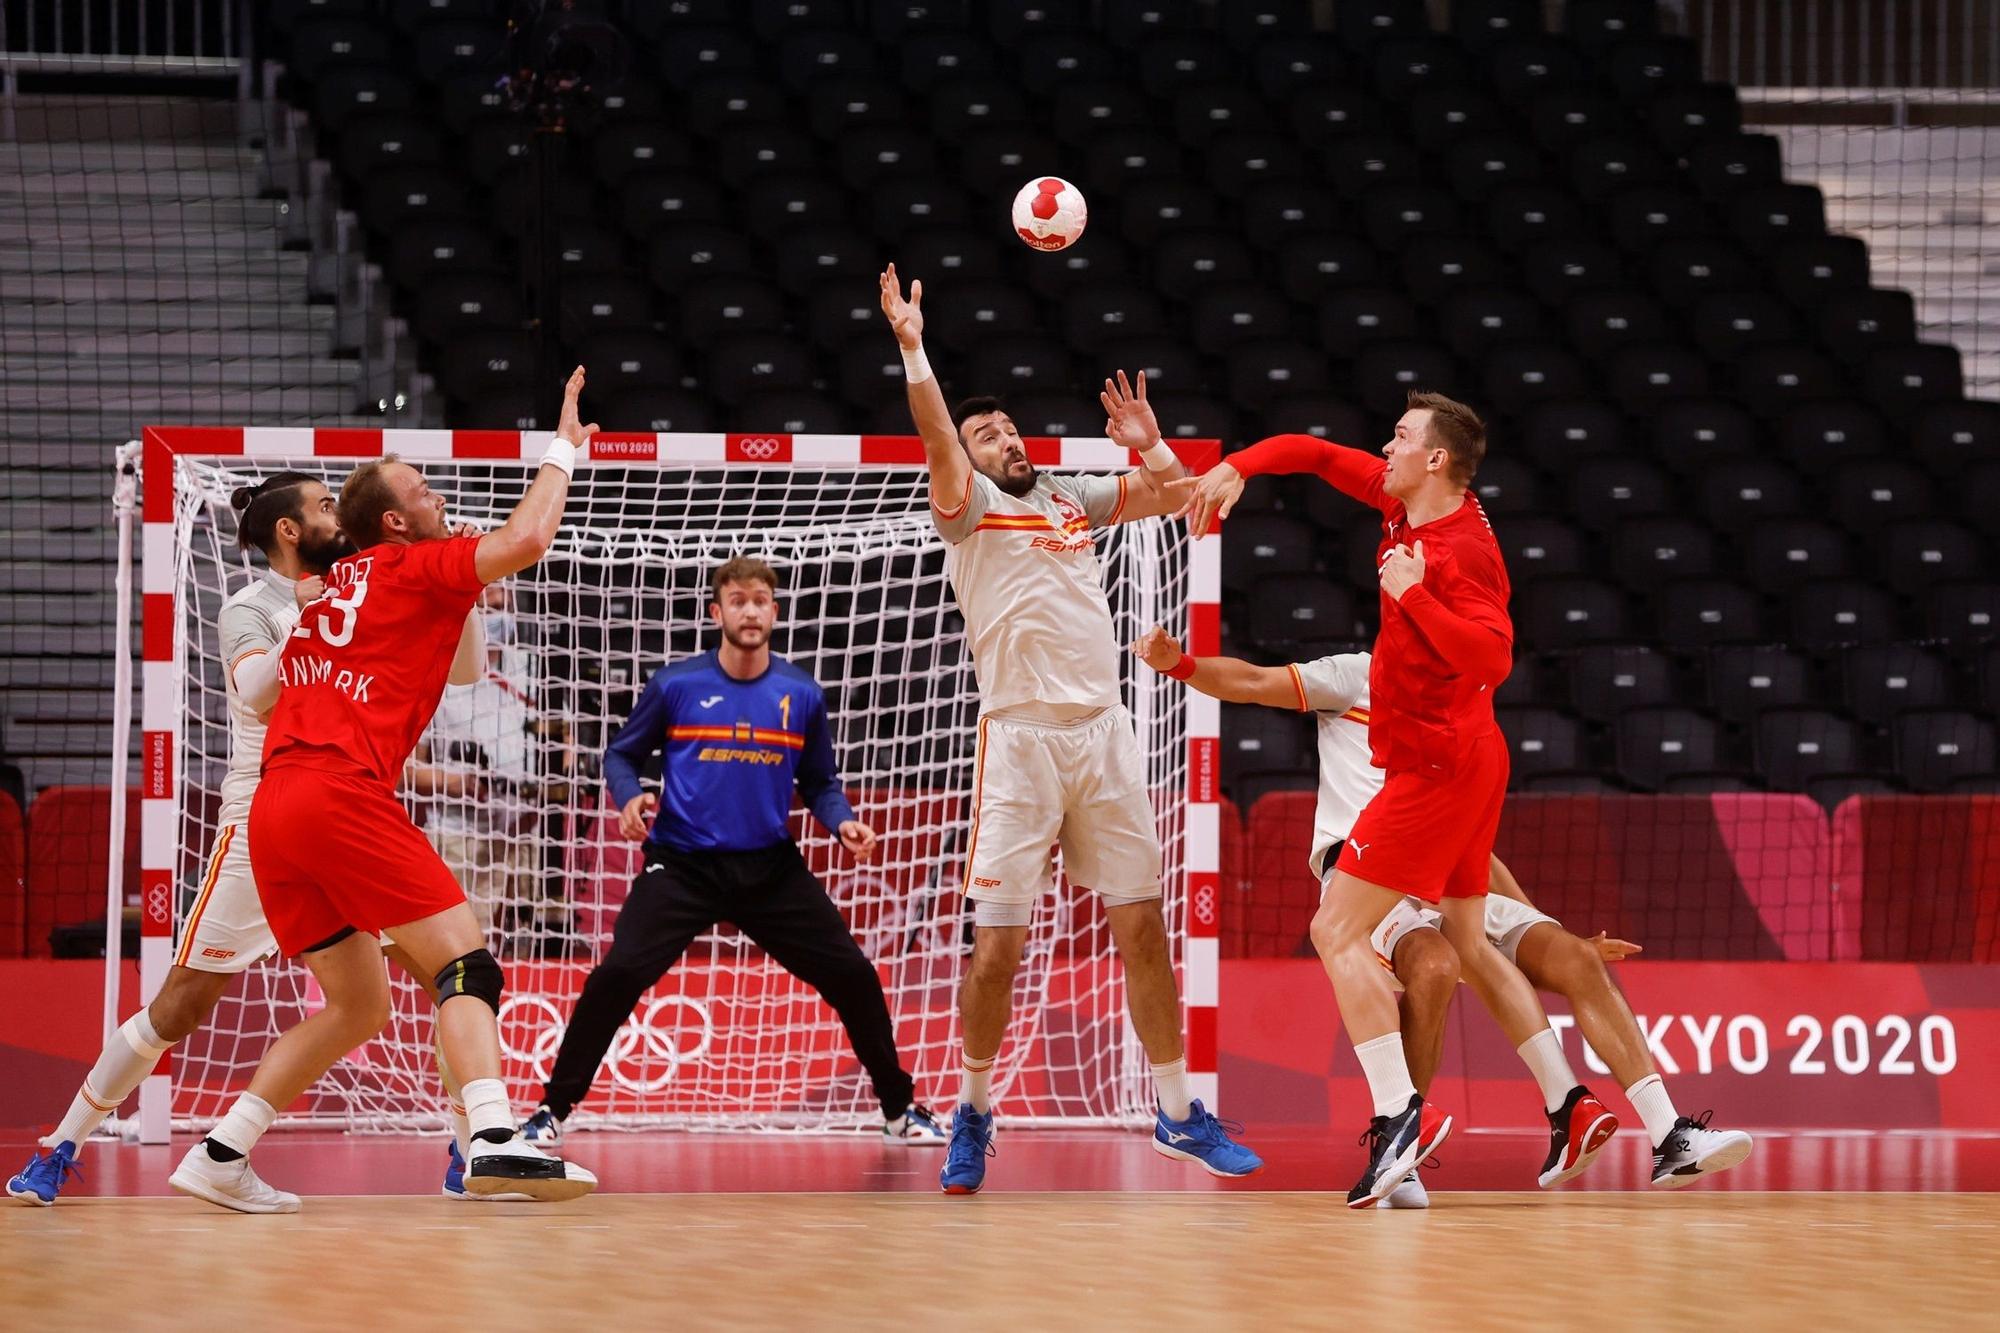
[173,823,235,967]
[1341,706,1371,724]
[668,724,805,750]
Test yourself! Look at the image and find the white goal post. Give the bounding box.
[115,427,1224,1138]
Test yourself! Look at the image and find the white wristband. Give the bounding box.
[1140,439,1178,472]
[539,434,578,477]
[901,343,933,384]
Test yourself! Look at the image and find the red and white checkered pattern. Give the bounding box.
[138,427,1226,1129]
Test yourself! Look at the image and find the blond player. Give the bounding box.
[1134,628,1754,1201]
[879,265,1261,1191]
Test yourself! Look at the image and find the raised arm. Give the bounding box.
[1095,369,1188,523]
[1130,627,1304,709]
[1170,433,1389,538]
[880,264,972,514]
[474,365,595,585]
[446,609,485,687]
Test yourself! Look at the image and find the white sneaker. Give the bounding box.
[1376,1170,1429,1210]
[1650,1113,1754,1188]
[883,1104,949,1147]
[466,1134,597,1202]
[169,1143,300,1214]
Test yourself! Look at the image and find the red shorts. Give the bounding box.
[1334,726,1509,903]
[248,766,466,955]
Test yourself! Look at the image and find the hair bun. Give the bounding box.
[229,484,258,512]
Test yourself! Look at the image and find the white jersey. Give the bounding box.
[428,668,535,837]
[1289,651,1381,878]
[215,572,302,824]
[932,469,1129,716]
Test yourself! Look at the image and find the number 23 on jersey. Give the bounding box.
[293,557,372,648]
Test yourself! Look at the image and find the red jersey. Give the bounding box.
[262,535,486,789]
[1233,435,1513,777]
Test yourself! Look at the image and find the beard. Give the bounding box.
[985,459,1039,498]
[298,529,355,573]
[722,622,769,651]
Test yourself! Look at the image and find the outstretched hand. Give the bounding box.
[557,365,598,447]
[879,263,924,348]
[1100,368,1160,451]
[1167,461,1244,539]
[1130,625,1185,673]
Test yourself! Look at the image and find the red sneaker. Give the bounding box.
[1538,1085,1618,1188]
[1417,1098,1453,1162]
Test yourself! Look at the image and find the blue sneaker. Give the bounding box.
[939,1104,995,1195]
[443,1140,468,1199]
[520,1106,563,1148]
[8,1141,82,1206]
[1152,1100,1264,1178]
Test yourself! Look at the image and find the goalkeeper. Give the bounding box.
[520,556,946,1145]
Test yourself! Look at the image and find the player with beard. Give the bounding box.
[519,556,946,1145]
[7,474,487,1206]
[879,264,1262,1192]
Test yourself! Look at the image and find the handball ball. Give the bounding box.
[1011,176,1088,251]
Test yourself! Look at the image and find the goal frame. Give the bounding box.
[120,425,1225,1142]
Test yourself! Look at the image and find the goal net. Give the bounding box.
[143,443,1204,1132]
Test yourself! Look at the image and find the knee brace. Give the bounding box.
[434,948,504,1013]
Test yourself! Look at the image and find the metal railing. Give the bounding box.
[1,0,243,71]
[1689,0,2000,89]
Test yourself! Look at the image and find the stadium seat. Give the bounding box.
[1648,399,1756,476]
[1730,183,1828,255]
[1373,36,1473,100]
[897,32,994,91]
[413,273,520,345]
[1099,337,1205,395]
[1606,342,1712,409]
[557,274,655,344]
[1358,183,1461,251]
[1061,283,1170,352]
[1204,133,1309,195]
[1790,579,1902,649]
[1648,82,1743,154]
[1686,133,1783,201]
[1190,287,1294,353]
[1485,182,1589,252]
[1564,289,1672,366]
[1827,460,1936,536]
[1568,134,1668,200]
[1614,707,1724,792]
[1648,237,1755,309]
[1486,37,1586,106]
[1772,235,1870,309]
[1408,85,1505,151]
[1497,706,1588,782]
[1569,644,1677,722]
[1733,344,1844,416]
[1152,231,1257,300]
[1817,288,1919,366]
[1248,575,1359,655]
[1454,0,1543,49]
[1497,517,1589,582]
[1521,398,1627,472]
[1516,578,1629,648]
[1777,399,1890,472]
[770,226,878,300]
[1226,341,1336,410]
[677,275,787,345]
[1290,85,1390,147]
[1224,515,1318,593]
[1522,237,1626,302]
[1701,458,1805,528]
[1483,341,1590,415]
[964,337,1074,396]
[1754,710,1864,792]
[1894,711,1999,792]
[1276,234,1383,302]
[1925,581,2000,640]
[1352,340,1462,416]
[1878,520,1988,596]
[1863,344,1966,417]
[1240,181,1342,249]
[1706,645,1813,724]
[1745,520,1852,595]
[1470,457,1543,517]
[1688,290,1799,360]
[1004,393,1099,437]
[1915,400,2000,473]
[1610,517,1718,591]
[1844,645,1954,727]
[704,334,819,405]
[1568,456,1673,534]
[1317,287,1422,360]
[1263,396,1368,448]
[1657,579,1766,647]
[1401,233,1507,302]
[1440,286,1546,361]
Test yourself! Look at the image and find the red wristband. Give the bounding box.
[1164,654,1198,681]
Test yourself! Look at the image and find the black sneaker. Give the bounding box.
[1651,1111,1753,1188]
[1346,1094,1426,1210]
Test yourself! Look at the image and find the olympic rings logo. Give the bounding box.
[497,993,715,1093]
[1192,882,1218,928]
[736,436,783,460]
[147,884,171,925]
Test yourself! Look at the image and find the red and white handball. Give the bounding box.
[1010,176,1088,251]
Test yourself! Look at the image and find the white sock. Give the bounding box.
[1625,1074,1681,1145]
[460,1077,514,1144]
[208,1092,278,1159]
[960,1050,996,1114]
[1354,1032,1418,1119]
[1152,1057,1194,1121]
[1518,1027,1579,1114]
[432,1031,470,1160]
[44,1010,175,1150]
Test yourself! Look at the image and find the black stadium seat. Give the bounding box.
[1707,645,1813,723]
[1615,707,1723,792]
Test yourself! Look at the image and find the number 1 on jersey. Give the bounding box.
[780,694,791,730]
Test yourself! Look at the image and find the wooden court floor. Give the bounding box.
[7,1189,1996,1329]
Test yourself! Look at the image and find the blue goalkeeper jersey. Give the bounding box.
[603,650,857,854]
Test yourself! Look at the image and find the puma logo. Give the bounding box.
[1351,842,1369,860]
[699,695,724,708]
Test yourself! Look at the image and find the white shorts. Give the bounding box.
[173,821,278,974]
[1348,885,1565,981]
[964,705,1163,911]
